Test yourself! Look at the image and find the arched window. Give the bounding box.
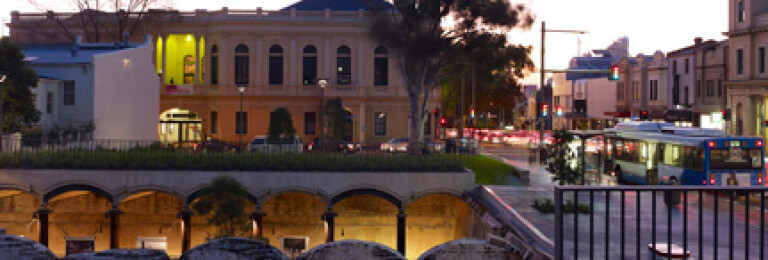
[374,46,388,86]
[210,44,219,85]
[235,44,249,85]
[303,45,318,85]
[269,44,284,85]
[336,45,352,85]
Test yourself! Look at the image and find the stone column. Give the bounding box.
[179,208,193,253]
[194,34,200,86]
[396,211,406,256]
[322,210,337,243]
[36,207,51,247]
[162,34,168,85]
[108,207,123,249]
[250,210,266,238]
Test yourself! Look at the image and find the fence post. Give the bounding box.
[554,186,563,260]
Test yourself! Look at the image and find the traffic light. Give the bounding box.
[762,120,768,127]
[722,109,730,121]
[609,65,620,81]
[556,106,563,117]
[440,117,446,126]
[541,103,549,117]
[640,110,648,120]
[470,108,475,119]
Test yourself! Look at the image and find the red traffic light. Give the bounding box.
[609,65,620,81]
[440,117,446,125]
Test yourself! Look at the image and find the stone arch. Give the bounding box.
[298,239,404,260]
[186,188,258,206]
[258,187,330,208]
[116,189,184,257]
[401,189,467,208]
[0,188,43,240]
[403,192,471,259]
[331,188,401,210]
[259,189,329,257]
[43,183,113,204]
[114,186,184,204]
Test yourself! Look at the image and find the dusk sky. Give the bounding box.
[2,0,728,78]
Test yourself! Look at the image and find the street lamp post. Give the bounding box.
[318,78,328,144]
[0,72,7,152]
[237,85,247,150]
[538,21,587,163]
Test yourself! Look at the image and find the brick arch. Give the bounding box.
[331,188,401,210]
[258,187,330,208]
[43,183,113,204]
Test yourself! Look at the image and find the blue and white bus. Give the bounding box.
[604,122,764,185]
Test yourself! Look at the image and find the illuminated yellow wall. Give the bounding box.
[404,194,469,259]
[199,37,205,84]
[165,34,197,85]
[334,196,398,251]
[261,192,326,255]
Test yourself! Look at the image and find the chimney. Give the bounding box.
[74,35,82,47]
[694,37,703,45]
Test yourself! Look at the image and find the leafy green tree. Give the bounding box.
[544,130,581,185]
[191,175,251,238]
[370,0,533,153]
[0,38,41,134]
[267,107,296,141]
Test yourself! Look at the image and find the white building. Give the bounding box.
[23,36,159,140]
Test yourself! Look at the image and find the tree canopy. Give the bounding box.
[370,0,534,153]
[191,175,251,238]
[0,38,41,134]
[267,107,296,141]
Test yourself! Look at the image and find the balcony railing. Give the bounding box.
[554,186,768,260]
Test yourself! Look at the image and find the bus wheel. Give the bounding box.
[614,167,623,183]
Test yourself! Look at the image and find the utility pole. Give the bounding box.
[459,74,465,140]
[538,21,546,163]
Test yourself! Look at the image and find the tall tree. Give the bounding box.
[26,0,167,43]
[370,0,533,153]
[544,129,581,185]
[191,176,251,238]
[0,38,41,134]
[267,107,296,141]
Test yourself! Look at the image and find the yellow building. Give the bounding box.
[9,3,441,146]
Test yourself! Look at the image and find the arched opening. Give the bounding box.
[0,189,40,240]
[302,45,318,85]
[187,193,255,249]
[46,190,113,256]
[404,194,469,259]
[117,191,183,258]
[333,195,398,250]
[159,108,202,146]
[261,192,326,258]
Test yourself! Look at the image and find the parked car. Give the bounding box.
[307,138,361,153]
[423,139,445,154]
[380,137,409,153]
[246,136,303,153]
[194,139,233,152]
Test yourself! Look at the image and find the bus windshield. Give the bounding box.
[709,148,762,170]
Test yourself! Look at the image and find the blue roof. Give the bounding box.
[283,0,394,11]
[21,43,136,65]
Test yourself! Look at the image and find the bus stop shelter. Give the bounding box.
[567,130,606,185]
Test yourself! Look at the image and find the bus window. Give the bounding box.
[663,144,683,167]
[618,140,640,163]
[710,148,762,169]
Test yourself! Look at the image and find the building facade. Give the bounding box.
[726,0,768,138]
[10,4,440,145]
[23,37,159,140]
[665,39,726,128]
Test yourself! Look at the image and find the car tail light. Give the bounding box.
[710,174,715,185]
[193,143,198,149]
[663,176,668,181]
[702,180,707,185]
[708,141,716,148]
[758,173,763,184]
[757,140,763,147]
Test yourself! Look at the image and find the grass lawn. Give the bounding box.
[462,155,524,185]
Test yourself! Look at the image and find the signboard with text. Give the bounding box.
[166,84,194,95]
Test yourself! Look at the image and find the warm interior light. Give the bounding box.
[708,141,716,148]
[756,140,763,147]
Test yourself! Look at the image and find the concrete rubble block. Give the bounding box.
[297,239,405,260]
[63,249,169,260]
[0,235,56,260]
[417,238,513,260]
[179,237,289,260]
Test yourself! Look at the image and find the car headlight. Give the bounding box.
[347,144,353,149]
